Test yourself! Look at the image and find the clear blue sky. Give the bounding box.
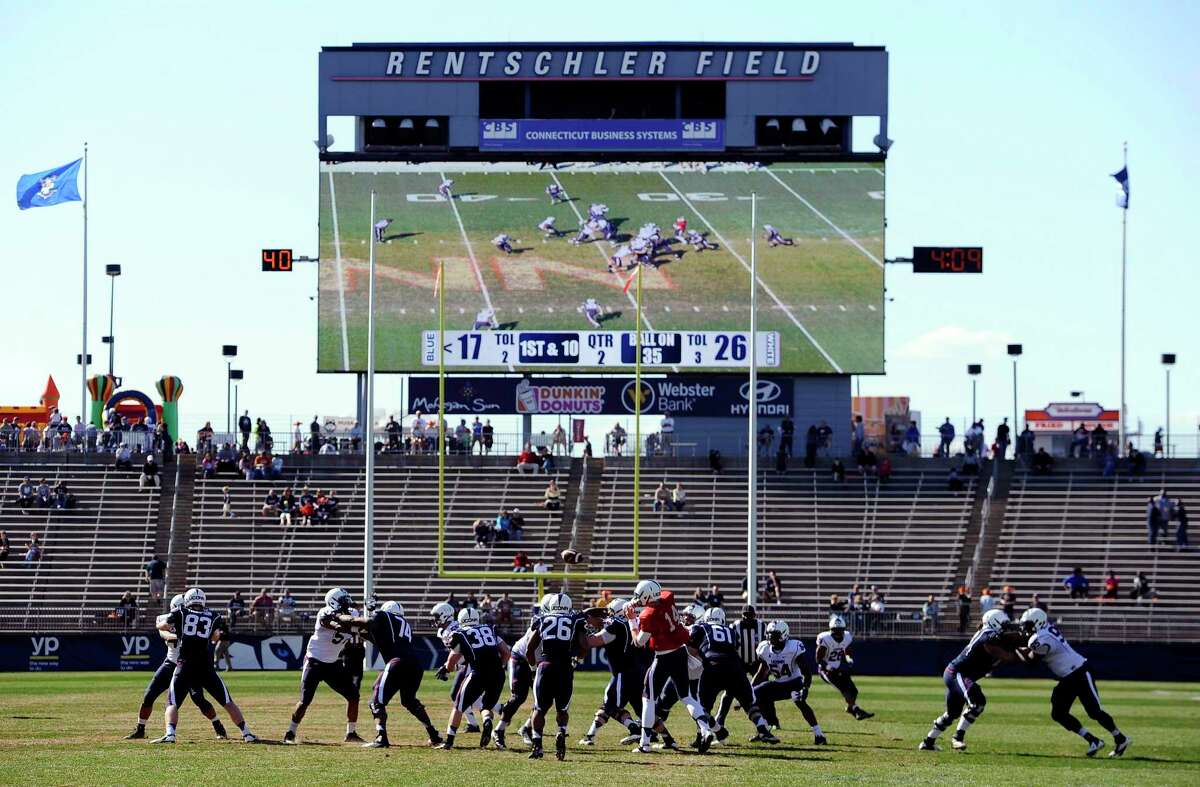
[2,2,1197,446]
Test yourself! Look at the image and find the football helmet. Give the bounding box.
[542,593,572,615]
[1020,608,1048,632]
[981,609,1010,632]
[457,607,481,626]
[703,607,726,625]
[169,593,186,612]
[325,587,353,612]
[829,614,848,631]
[183,588,206,610]
[430,602,456,628]
[766,620,789,644]
[633,579,662,605]
[681,602,705,625]
[380,601,404,618]
[607,598,628,616]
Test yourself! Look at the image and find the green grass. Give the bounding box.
[316,163,884,374]
[1,671,1195,785]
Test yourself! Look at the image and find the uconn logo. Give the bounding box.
[482,121,518,140]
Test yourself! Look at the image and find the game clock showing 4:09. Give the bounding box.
[912,246,982,273]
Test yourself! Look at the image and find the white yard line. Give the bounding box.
[327,169,351,371]
[658,171,844,374]
[763,169,884,269]
[548,171,679,373]
[439,170,513,372]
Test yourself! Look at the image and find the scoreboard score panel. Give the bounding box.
[423,330,781,368]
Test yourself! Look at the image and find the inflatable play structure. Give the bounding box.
[85,374,184,439]
[0,376,61,425]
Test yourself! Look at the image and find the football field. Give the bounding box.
[2,672,1196,785]
[317,162,884,374]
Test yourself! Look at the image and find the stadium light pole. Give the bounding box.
[229,370,243,432]
[221,345,237,434]
[967,364,982,424]
[1007,345,1022,432]
[364,191,378,608]
[747,192,758,603]
[1162,353,1175,458]
[104,264,121,377]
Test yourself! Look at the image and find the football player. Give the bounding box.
[545,183,569,204]
[284,588,363,744]
[763,225,795,247]
[524,593,588,760]
[815,615,874,720]
[352,601,442,748]
[919,609,1019,751]
[588,203,608,221]
[673,217,688,240]
[431,602,482,734]
[749,620,826,745]
[436,608,511,749]
[153,588,257,744]
[608,246,630,273]
[494,607,541,749]
[342,603,367,725]
[691,607,778,745]
[473,307,497,331]
[493,234,514,254]
[126,593,225,740]
[625,579,715,754]
[438,178,454,200]
[373,218,393,243]
[686,230,718,252]
[580,599,645,746]
[581,298,603,328]
[538,216,561,238]
[1018,609,1130,757]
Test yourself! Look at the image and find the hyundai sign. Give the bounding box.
[480,119,724,151]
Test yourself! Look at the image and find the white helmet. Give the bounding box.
[681,602,705,624]
[542,592,572,615]
[457,607,481,626]
[380,601,404,618]
[829,614,848,631]
[324,587,353,612]
[169,593,186,612]
[981,609,1010,632]
[633,579,662,605]
[607,598,628,616]
[430,602,456,628]
[1020,608,1048,632]
[766,620,789,644]
[703,607,726,625]
[183,588,206,610]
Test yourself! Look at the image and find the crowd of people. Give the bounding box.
[0,530,42,565]
[259,487,340,526]
[473,508,527,548]
[13,477,77,510]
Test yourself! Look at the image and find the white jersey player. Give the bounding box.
[473,308,497,330]
[570,221,595,246]
[686,229,717,252]
[373,218,393,243]
[285,588,362,745]
[1019,609,1130,757]
[763,224,795,246]
[608,244,631,273]
[588,203,608,221]
[750,621,826,744]
[438,179,454,199]
[545,183,568,204]
[493,234,513,254]
[538,217,560,238]
[581,298,603,327]
[815,616,873,720]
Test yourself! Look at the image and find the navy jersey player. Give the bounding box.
[351,601,442,748]
[153,588,257,744]
[763,224,795,246]
[494,610,541,749]
[686,229,718,252]
[492,234,514,254]
[125,593,224,740]
[524,593,588,761]
[690,607,778,745]
[815,614,874,720]
[545,183,569,204]
[431,602,482,733]
[1019,608,1130,757]
[341,604,368,742]
[746,620,825,745]
[920,609,1020,751]
[284,587,362,744]
[437,608,511,750]
[580,598,645,746]
[538,216,561,238]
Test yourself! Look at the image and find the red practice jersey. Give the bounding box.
[674,218,687,234]
[638,591,691,652]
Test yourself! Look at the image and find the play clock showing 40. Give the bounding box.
[422,330,781,368]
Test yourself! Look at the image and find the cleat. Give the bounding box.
[1109,736,1131,758]
[714,727,730,742]
[758,730,781,745]
[814,735,828,746]
[918,740,941,751]
[691,733,704,750]
[1086,738,1105,757]
[528,746,543,760]
[363,735,389,749]
[214,726,228,740]
[619,733,641,746]
[853,708,875,720]
[479,718,493,749]
[427,731,444,747]
[466,724,481,734]
[492,729,506,750]
[519,722,534,746]
[344,732,364,744]
[951,738,967,750]
[242,732,258,743]
[150,734,175,744]
[579,735,594,746]
[437,741,454,750]
[282,730,296,745]
[631,744,652,754]
[124,727,146,740]
[654,739,679,751]
[555,732,567,761]
[697,730,714,754]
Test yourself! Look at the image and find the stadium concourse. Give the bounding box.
[0,451,1196,642]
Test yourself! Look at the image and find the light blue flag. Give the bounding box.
[15,158,82,210]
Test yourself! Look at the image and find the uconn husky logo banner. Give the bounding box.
[480,120,724,151]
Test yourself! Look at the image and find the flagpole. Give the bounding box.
[747,192,758,605]
[81,143,89,421]
[1119,142,1127,453]
[364,190,377,607]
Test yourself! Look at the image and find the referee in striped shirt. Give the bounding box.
[734,605,765,672]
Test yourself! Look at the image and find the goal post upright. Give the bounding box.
[436,259,446,576]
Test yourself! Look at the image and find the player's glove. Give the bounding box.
[435,666,449,681]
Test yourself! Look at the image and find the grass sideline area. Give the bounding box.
[1,672,1195,785]
[317,162,884,374]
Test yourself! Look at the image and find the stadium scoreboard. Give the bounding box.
[912,246,983,273]
[423,330,781,368]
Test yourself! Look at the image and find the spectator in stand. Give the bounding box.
[1130,571,1156,600]
[1015,424,1036,467]
[948,466,965,491]
[978,587,996,614]
[384,416,401,451]
[832,458,846,483]
[474,519,493,549]
[143,555,167,603]
[509,508,526,541]
[1068,424,1089,458]
[764,570,783,603]
[1102,571,1120,599]
[261,489,281,518]
[277,589,296,625]
[494,509,512,542]
[15,477,35,509]
[670,482,687,512]
[956,586,971,633]
[902,420,921,456]
[115,443,133,470]
[922,595,940,632]
[694,586,708,606]
[511,550,530,572]
[1146,496,1163,545]
[497,593,514,623]
[237,410,252,451]
[216,442,236,475]
[23,533,43,565]
[35,479,51,508]
[251,589,274,626]
[319,439,338,456]
[851,415,865,457]
[200,452,216,479]
[515,445,538,474]
[708,449,723,474]
[995,418,1011,460]
[52,482,74,509]
[197,421,215,454]
[221,486,234,519]
[542,479,562,511]
[113,591,138,626]
[320,490,339,521]
[0,531,8,561]
[1127,444,1147,477]
[298,494,315,527]
[1063,567,1090,599]
[1030,593,1048,612]
[1001,585,1018,617]
[551,423,569,456]
[857,447,878,477]
[876,453,892,482]
[538,446,556,474]
[829,594,847,614]
[609,423,627,457]
[652,482,670,512]
[804,424,819,468]
[309,416,322,453]
[1091,423,1108,456]
[938,418,955,457]
[1032,447,1054,475]
[592,589,614,609]
[462,591,479,610]
[140,454,159,490]
[708,584,725,608]
[278,488,296,527]
[1176,500,1189,551]
[774,444,788,475]
[481,419,494,454]
[227,591,246,628]
[817,420,834,457]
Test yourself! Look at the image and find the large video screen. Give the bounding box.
[318,161,884,373]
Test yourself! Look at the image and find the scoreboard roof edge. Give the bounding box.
[323,42,885,53]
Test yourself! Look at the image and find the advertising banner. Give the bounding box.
[480,119,723,151]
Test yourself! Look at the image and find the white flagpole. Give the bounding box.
[1119,142,1128,453]
[81,143,89,420]
[365,190,377,606]
[747,192,758,604]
